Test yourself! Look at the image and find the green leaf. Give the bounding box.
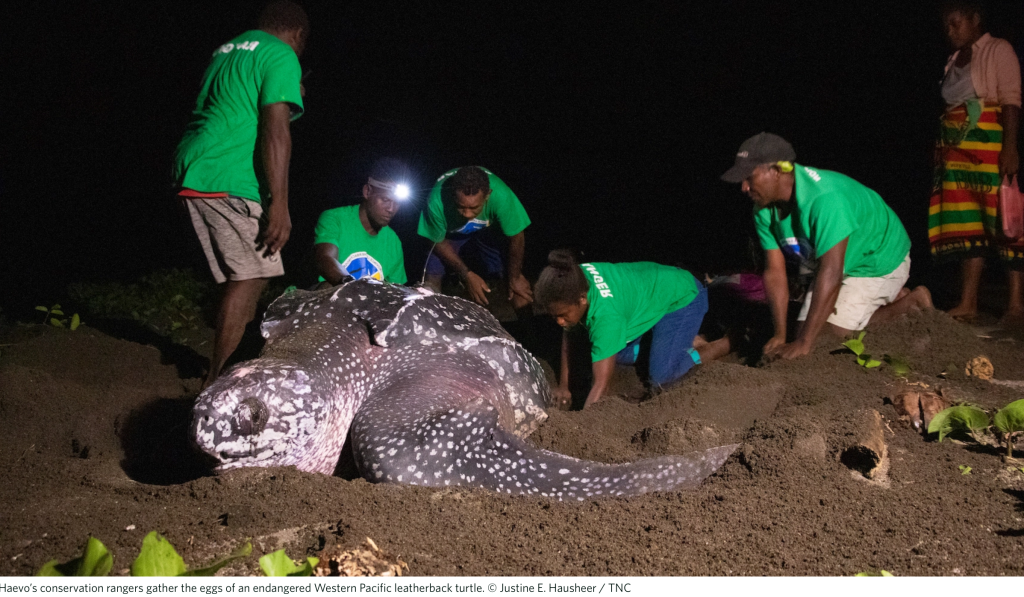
[856,353,882,368]
[843,338,865,356]
[50,309,64,316]
[70,314,81,331]
[183,542,252,577]
[884,354,911,376]
[53,304,62,310]
[131,531,186,577]
[171,321,183,330]
[927,405,991,442]
[77,537,114,576]
[959,465,972,475]
[50,318,65,328]
[37,560,63,576]
[35,306,49,312]
[843,331,870,357]
[993,399,1024,435]
[258,549,319,577]
[36,537,112,577]
[855,570,894,577]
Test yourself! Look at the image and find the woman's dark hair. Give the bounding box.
[941,0,985,24]
[535,249,589,308]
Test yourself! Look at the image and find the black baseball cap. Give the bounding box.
[720,132,796,183]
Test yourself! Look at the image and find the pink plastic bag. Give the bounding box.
[1001,175,1023,240]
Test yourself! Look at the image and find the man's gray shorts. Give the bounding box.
[183,196,284,284]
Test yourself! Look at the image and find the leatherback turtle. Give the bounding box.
[191,279,738,500]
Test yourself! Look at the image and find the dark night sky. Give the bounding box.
[3,1,1023,313]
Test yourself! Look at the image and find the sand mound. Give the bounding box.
[2,311,1024,575]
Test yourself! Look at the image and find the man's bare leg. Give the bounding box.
[821,286,935,338]
[203,278,269,390]
[947,256,984,320]
[868,286,934,326]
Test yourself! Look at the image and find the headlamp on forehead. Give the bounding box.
[368,177,412,200]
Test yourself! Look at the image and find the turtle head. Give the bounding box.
[190,360,339,473]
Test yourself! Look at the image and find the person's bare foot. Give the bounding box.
[895,287,911,301]
[945,302,977,322]
[908,286,934,312]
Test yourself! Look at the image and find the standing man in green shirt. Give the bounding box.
[173,1,308,389]
[418,166,533,309]
[314,158,409,285]
[721,132,933,361]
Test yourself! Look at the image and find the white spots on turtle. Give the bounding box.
[197,279,732,499]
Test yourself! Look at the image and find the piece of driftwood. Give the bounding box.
[892,390,950,432]
[840,409,888,480]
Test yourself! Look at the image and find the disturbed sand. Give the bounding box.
[1,308,1023,576]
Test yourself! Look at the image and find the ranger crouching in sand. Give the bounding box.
[722,132,933,360]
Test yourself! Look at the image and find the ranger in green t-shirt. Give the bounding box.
[534,251,732,409]
[417,166,533,309]
[722,133,933,361]
[173,1,309,390]
[314,158,409,285]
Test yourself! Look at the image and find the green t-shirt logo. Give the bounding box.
[582,263,614,298]
[214,40,261,55]
[341,252,385,281]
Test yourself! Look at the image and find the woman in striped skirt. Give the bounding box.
[929,1,1021,322]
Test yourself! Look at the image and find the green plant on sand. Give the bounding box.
[928,400,1024,458]
[883,354,911,377]
[38,532,251,577]
[927,404,990,443]
[35,304,81,330]
[993,399,1024,459]
[258,550,319,577]
[842,331,881,368]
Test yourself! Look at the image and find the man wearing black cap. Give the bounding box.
[722,133,933,360]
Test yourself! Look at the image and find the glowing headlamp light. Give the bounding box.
[369,177,411,200]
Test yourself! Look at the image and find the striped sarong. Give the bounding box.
[928,102,1024,263]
